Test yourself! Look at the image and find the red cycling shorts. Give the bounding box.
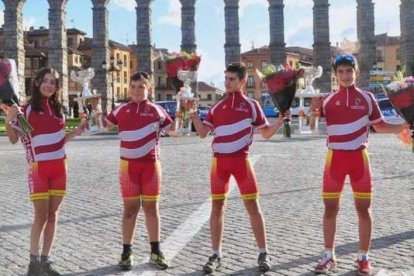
[28,159,67,201]
[210,156,259,200]
[323,149,372,200]
[119,159,161,201]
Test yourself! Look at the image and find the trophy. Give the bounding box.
[175,69,197,135]
[71,68,106,135]
[296,66,323,134]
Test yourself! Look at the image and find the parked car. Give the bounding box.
[261,92,279,117]
[197,105,210,121]
[377,97,405,125]
[155,100,177,120]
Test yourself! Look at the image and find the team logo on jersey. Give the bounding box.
[336,101,340,106]
[222,105,227,109]
[235,102,249,113]
[351,98,365,110]
[126,109,131,113]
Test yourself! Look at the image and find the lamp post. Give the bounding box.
[102,57,123,110]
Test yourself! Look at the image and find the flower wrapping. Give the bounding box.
[0,58,33,135]
[165,51,201,92]
[258,64,303,137]
[385,68,414,151]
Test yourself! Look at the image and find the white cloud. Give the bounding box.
[239,0,267,17]
[373,0,400,36]
[197,47,225,89]
[285,0,313,8]
[111,0,136,12]
[285,16,313,47]
[329,4,357,45]
[158,0,181,27]
[0,11,4,26]
[23,16,37,30]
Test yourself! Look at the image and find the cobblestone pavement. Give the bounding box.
[0,132,413,276]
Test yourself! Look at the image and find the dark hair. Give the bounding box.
[225,62,247,80]
[332,54,359,71]
[30,68,62,118]
[130,71,152,87]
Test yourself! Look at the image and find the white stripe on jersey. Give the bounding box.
[214,118,252,137]
[213,132,253,153]
[120,139,157,159]
[119,123,159,142]
[32,130,65,148]
[35,148,66,162]
[328,131,369,150]
[327,115,369,136]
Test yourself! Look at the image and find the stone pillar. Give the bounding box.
[48,0,69,108]
[400,0,414,75]
[2,0,26,103]
[268,0,285,65]
[313,0,331,92]
[136,0,154,74]
[91,0,111,114]
[357,0,376,88]
[180,0,197,53]
[224,0,241,66]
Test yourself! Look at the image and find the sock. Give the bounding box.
[123,244,132,255]
[150,241,160,254]
[322,248,335,259]
[358,251,369,261]
[213,250,222,258]
[30,254,40,263]
[259,248,267,254]
[40,255,50,264]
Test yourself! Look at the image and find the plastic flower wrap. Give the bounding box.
[165,51,201,92]
[385,66,414,151]
[258,64,303,137]
[0,59,33,135]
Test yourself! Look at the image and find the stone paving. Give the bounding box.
[0,132,413,276]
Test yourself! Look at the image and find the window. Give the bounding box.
[124,71,128,84]
[261,61,267,68]
[158,61,162,70]
[207,94,212,100]
[247,76,254,88]
[247,91,254,99]
[376,49,384,62]
[158,76,161,88]
[32,58,39,69]
[25,58,32,69]
[289,61,293,67]
[123,55,127,66]
[67,37,73,46]
[396,47,400,61]
[247,61,253,68]
[166,94,173,101]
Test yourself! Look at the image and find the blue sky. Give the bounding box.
[0,0,401,88]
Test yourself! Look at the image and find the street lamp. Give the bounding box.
[102,57,123,110]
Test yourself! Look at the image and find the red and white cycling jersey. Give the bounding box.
[322,85,383,150]
[12,98,66,163]
[203,92,269,156]
[106,100,172,160]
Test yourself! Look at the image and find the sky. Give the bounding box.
[0,0,401,88]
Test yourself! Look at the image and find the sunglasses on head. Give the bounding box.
[333,54,356,67]
[138,71,150,80]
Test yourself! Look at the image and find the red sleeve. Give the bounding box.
[252,100,269,128]
[159,107,173,129]
[320,95,329,118]
[106,110,118,125]
[203,108,214,129]
[367,92,383,124]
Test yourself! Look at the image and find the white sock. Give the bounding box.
[358,251,369,261]
[213,250,222,258]
[259,248,267,254]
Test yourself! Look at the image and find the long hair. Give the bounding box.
[30,68,62,118]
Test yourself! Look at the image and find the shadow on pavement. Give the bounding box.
[271,230,414,272]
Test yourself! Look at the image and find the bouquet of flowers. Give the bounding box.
[385,66,414,151]
[165,51,201,92]
[0,59,33,135]
[258,64,303,137]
